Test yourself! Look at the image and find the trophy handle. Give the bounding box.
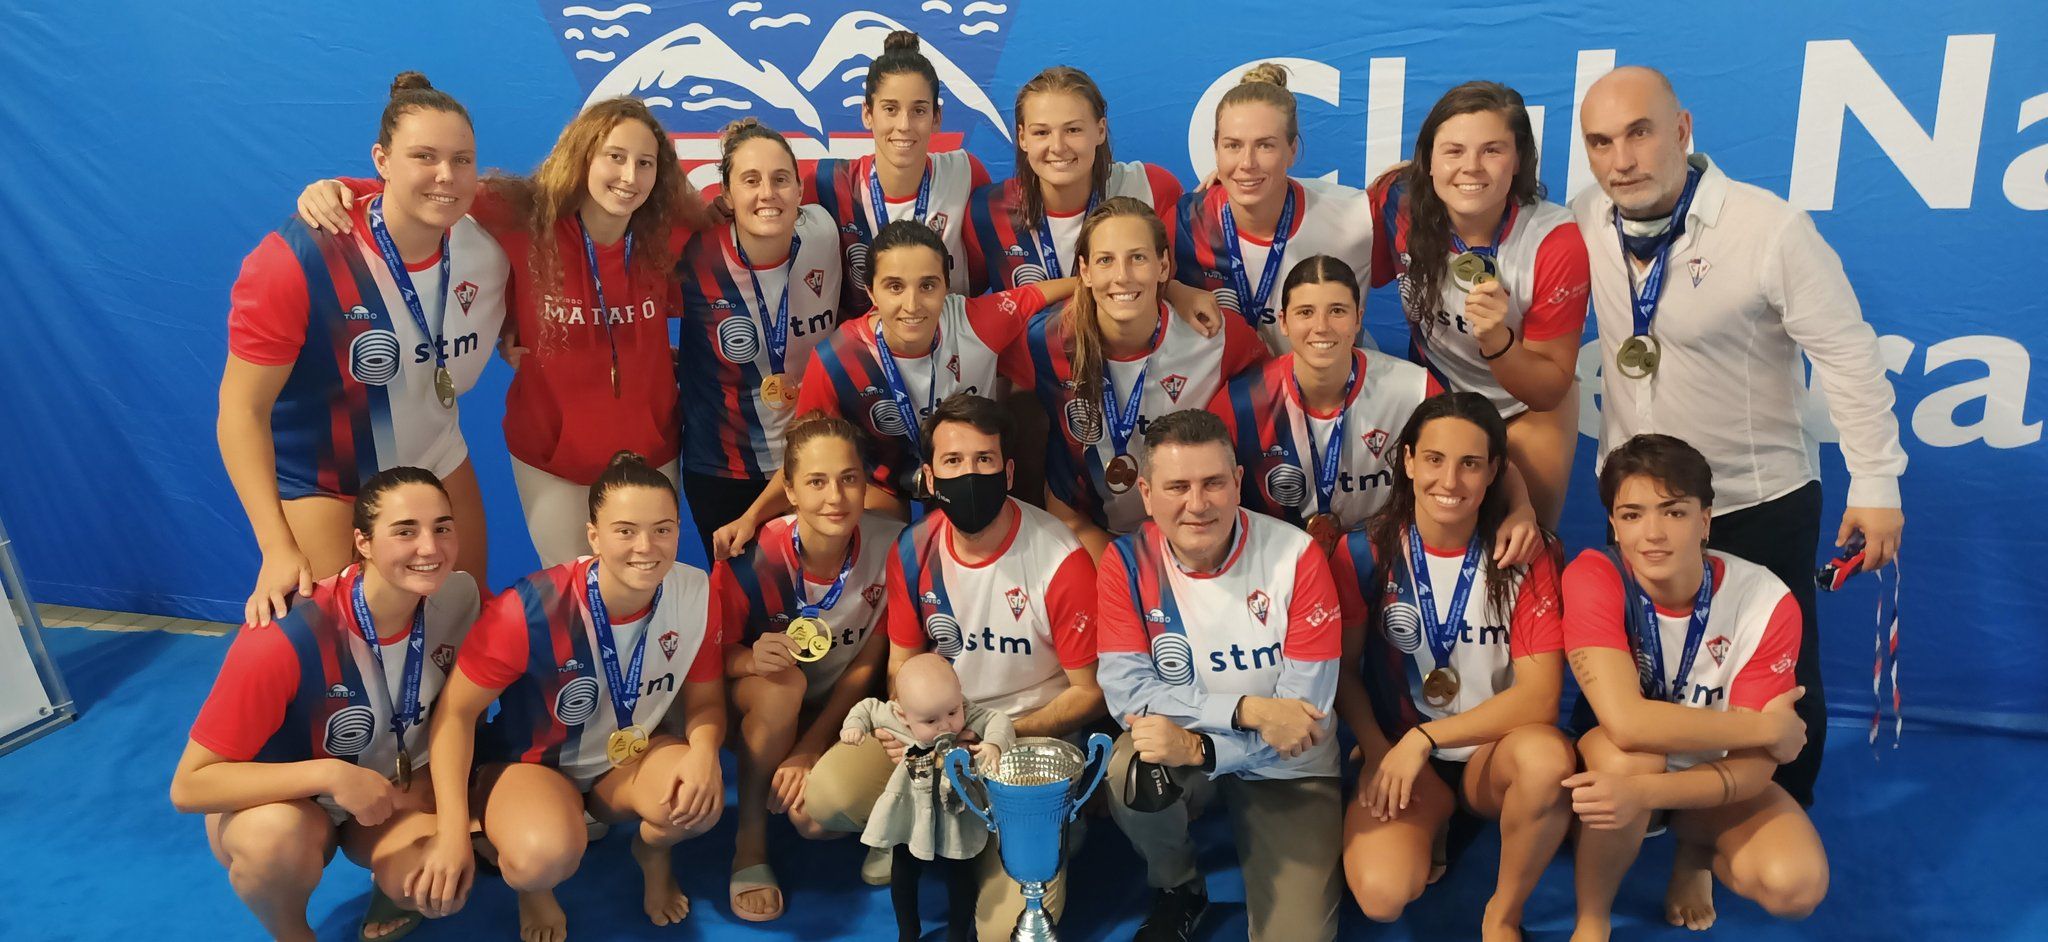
[944,746,996,832]
[1065,732,1114,821]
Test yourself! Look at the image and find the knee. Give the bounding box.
[494,827,584,891]
[1751,859,1827,919]
[1577,728,1665,776]
[1345,867,1420,924]
[646,806,721,846]
[222,809,328,892]
[1508,734,1577,804]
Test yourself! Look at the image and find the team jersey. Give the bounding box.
[678,206,846,479]
[1097,510,1343,780]
[227,200,509,499]
[1562,548,1801,771]
[189,568,479,816]
[1007,303,1266,534]
[809,151,989,313]
[964,161,1185,294]
[1172,177,1377,355]
[460,557,720,789]
[1370,180,1590,419]
[711,513,900,704]
[1213,350,1438,532]
[886,499,1097,718]
[794,285,1048,496]
[1331,531,1563,763]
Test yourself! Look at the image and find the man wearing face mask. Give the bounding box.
[873,392,1102,939]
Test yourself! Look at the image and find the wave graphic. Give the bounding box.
[591,24,630,38]
[562,3,649,21]
[962,1,1008,13]
[586,21,825,134]
[958,21,999,35]
[727,0,762,11]
[750,13,811,29]
[576,50,617,61]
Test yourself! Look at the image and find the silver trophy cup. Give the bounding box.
[945,733,1111,942]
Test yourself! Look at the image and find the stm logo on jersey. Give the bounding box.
[454,280,479,315]
[659,630,679,660]
[805,268,825,297]
[431,644,456,673]
[1159,374,1188,403]
[1362,429,1389,458]
[1247,590,1271,624]
[1005,587,1028,619]
[1688,257,1712,287]
[326,683,352,699]
[1706,635,1731,666]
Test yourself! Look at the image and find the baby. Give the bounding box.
[842,653,1015,942]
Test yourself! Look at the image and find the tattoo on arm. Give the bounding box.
[1568,649,1596,686]
[1707,760,1735,806]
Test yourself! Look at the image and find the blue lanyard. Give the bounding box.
[1035,192,1100,280]
[1290,357,1357,515]
[1632,558,1715,703]
[734,230,801,374]
[791,525,856,618]
[1614,167,1702,338]
[873,319,943,456]
[1102,315,1165,457]
[579,219,631,390]
[1217,185,1297,329]
[366,196,452,371]
[348,571,427,747]
[1405,526,1482,669]
[867,159,932,230]
[1448,208,1512,264]
[585,560,661,730]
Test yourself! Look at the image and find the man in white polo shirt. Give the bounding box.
[1098,408,1344,942]
[1573,66,1906,807]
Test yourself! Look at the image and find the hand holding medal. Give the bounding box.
[785,616,833,663]
[1461,277,1512,360]
[786,524,854,666]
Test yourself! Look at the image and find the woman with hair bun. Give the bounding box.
[226,72,507,627]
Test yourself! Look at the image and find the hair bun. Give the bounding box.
[718,116,762,149]
[882,30,920,54]
[1240,62,1290,88]
[390,71,434,98]
[607,449,647,469]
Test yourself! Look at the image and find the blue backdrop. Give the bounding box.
[1,0,2040,731]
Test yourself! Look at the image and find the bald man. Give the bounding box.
[1570,66,1905,813]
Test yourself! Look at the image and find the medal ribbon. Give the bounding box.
[367,196,453,375]
[1034,192,1101,280]
[579,219,631,393]
[867,158,933,231]
[1287,356,1358,516]
[1614,167,1702,339]
[1870,556,1904,749]
[1447,208,1512,266]
[1630,557,1714,703]
[734,229,802,374]
[1102,314,1167,459]
[585,560,662,731]
[1405,526,1482,672]
[348,570,428,753]
[1217,184,1297,329]
[873,318,944,457]
[791,525,856,619]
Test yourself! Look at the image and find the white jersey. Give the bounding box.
[716,513,902,705]
[836,150,981,296]
[1175,176,1378,355]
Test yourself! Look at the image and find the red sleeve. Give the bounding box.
[966,153,992,190]
[884,548,925,648]
[1520,223,1592,342]
[1366,174,1399,288]
[684,587,723,682]
[1561,550,1631,653]
[1219,313,1269,376]
[1330,532,1377,628]
[1728,593,1801,710]
[793,349,842,417]
[456,588,535,690]
[1424,372,1445,397]
[800,161,822,204]
[1144,164,1185,252]
[1507,541,1565,658]
[189,625,301,761]
[966,283,1046,352]
[1044,547,1098,668]
[997,321,1039,389]
[467,183,522,239]
[1094,545,1147,655]
[1284,545,1342,661]
[226,234,312,366]
[709,561,751,647]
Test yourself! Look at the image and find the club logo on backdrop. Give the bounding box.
[323,705,377,756]
[348,329,403,386]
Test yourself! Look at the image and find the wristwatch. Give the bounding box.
[1196,733,1217,772]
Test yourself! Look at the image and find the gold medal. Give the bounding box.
[1104,454,1139,494]
[787,615,833,663]
[393,748,414,791]
[610,362,621,398]
[1616,335,1661,379]
[434,366,457,408]
[1304,513,1341,555]
[1422,667,1461,709]
[1450,252,1493,289]
[760,374,790,408]
[605,725,651,768]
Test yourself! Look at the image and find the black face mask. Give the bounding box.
[929,470,1008,534]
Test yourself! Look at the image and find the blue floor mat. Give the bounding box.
[4,626,2044,941]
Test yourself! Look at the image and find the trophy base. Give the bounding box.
[1010,882,1058,942]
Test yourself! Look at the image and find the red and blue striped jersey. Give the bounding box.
[963,161,1183,295]
[808,151,989,314]
[710,513,900,706]
[1171,177,1376,356]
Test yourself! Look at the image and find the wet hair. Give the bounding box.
[783,412,869,478]
[1278,254,1362,313]
[1598,434,1715,511]
[919,392,1012,466]
[587,450,678,522]
[1368,391,1518,619]
[1388,81,1544,337]
[377,71,472,150]
[1061,196,1172,410]
[1213,62,1298,144]
[1136,408,1235,475]
[352,466,450,539]
[717,117,798,187]
[1011,66,1113,234]
[870,218,950,277]
[864,30,941,105]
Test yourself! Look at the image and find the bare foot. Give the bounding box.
[1481,897,1524,941]
[1568,914,1611,942]
[633,835,691,926]
[517,890,568,942]
[1664,841,1717,931]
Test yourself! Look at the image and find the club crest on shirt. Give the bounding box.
[946,353,962,383]
[431,644,456,673]
[862,584,886,607]
[1247,590,1271,624]
[1362,428,1390,458]
[806,268,825,297]
[927,212,950,235]
[1005,587,1028,619]
[1771,654,1795,675]
[659,630,680,660]
[1159,374,1188,403]
[1688,257,1711,287]
[1706,635,1731,666]
[454,280,479,315]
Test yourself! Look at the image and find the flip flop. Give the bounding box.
[358,886,423,942]
[729,863,784,923]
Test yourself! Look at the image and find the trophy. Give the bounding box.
[945,733,1112,942]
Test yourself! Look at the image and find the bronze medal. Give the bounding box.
[1617,335,1661,379]
[610,362,621,398]
[605,725,651,768]
[1104,454,1139,494]
[433,366,457,409]
[787,615,832,663]
[393,748,413,791]
[1304,512,1341,555]
[1421,666,1461,709]
[1450,252,1493,289]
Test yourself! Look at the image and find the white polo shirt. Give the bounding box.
[1570,154,1906,512]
